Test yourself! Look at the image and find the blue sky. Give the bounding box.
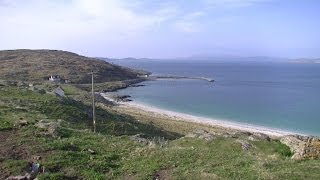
[0,0,319,58]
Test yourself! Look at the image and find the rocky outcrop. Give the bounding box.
[15,120,28,127]
[185,129,216,141]
[280,135,320,160]
[233,131,253,138]
[35,119,61,137]
[236,139,253,151]
[129,134,152,145]
[129,134,168,148]
[248,132,271,141]
[113,95,132,102]
[232,131,270,141]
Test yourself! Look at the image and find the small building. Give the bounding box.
[49,75,61,82]
[137,74,149,78]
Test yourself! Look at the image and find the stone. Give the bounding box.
[236,139,253,151]
[35,120,60,137]
[280,135,320,160]
[185,129,216,141]
[88,149,96,154]
[221,133,233,138]
[16,120,28,127]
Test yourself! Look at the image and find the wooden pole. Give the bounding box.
[92,71,96,133]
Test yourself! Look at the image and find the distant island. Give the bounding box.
[290,58,320,64]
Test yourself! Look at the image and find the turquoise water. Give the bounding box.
[110,60,320,136]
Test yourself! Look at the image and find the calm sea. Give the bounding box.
[109,59,320,136]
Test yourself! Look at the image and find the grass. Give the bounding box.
[60,85,80,96]
[75,81,128,92]
[0,85,320,179]
[253,139,293,158]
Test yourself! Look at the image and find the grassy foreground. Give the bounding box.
[1,86,320,179]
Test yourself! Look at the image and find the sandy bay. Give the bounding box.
[101,93,297,137]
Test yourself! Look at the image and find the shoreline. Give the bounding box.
[101,93,297,137]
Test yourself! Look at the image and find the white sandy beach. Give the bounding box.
[101,93,296,137]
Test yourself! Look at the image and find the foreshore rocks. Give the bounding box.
[280,135,320,160]
[115,95,132,102]
[233,131,271,141]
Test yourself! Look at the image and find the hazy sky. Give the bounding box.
[0,0,319,58]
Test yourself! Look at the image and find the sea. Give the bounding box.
[107,59,320,136]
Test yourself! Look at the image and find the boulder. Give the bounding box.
[236,139,253,151]
[35,120,60,137]
[87,149,96,154]
[280,135,320,160]
[15,120,28,127]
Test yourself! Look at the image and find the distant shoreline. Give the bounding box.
[101,93,298,137]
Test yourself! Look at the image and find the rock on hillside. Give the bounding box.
[0,49,145,83]
[280,135,320,160]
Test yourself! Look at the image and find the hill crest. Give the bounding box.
[0,49,143,83]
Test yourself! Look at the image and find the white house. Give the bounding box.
[49,75,61,82]
[137,74,149,78]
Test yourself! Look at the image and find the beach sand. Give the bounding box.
[101,93,296,137]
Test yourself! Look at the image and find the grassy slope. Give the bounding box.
[0,50,144,84]
[1,86,320,179]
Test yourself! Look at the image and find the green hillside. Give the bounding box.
[0,85,319,179]
[0,49,144,84]
[0,50,319,179]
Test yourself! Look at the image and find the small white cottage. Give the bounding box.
[49,75,61,82]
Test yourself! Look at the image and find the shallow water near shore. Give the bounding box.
[109,59,320,136]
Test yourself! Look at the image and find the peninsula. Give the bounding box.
[148,75,215,83]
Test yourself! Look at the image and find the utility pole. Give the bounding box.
[91,71,96,133]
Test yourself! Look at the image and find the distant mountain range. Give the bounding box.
[97,57,156,61]
[99,56,320,64]
[99,56,289,62]
[290,58,320,64]
[174,55,289,62]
